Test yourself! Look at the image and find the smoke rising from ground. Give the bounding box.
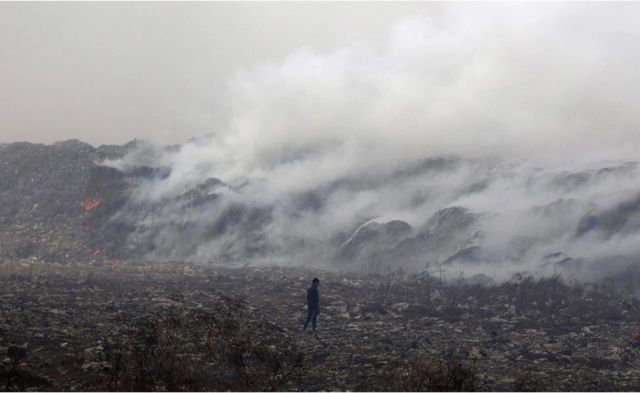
[106,4,640,280]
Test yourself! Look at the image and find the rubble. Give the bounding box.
[2,260,640,390]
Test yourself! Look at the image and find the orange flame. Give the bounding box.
[82,196,102,212]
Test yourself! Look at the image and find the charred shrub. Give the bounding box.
[0,346,52,391]
[363,356,484,391]
[94,297,304,391]
[513,368,547,392]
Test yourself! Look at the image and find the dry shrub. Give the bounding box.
[363,356,484,392]
[513,368,547,392]
[94,296,304,391]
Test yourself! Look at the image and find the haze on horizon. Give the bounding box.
[1,2,640,164]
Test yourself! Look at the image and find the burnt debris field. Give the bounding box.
[4,140,640,391]
[3,261,640,391]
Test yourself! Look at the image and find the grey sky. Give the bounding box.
[0,2,442,145]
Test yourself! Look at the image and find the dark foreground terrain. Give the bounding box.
[2,260,640,391]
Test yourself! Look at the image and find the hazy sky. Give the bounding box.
[3,1,640,161]
[0,2,443,145]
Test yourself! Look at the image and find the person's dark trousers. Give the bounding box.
[304,307,318,330]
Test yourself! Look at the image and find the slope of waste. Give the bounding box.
[100,138,640,280]
[3,139,640,281]
[0,140,132,262]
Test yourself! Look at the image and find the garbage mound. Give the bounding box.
[0,140,135,262]
[4,138,640,281]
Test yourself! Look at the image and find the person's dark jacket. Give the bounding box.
[307,286,319,310]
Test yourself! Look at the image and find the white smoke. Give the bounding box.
[105,3,640,280]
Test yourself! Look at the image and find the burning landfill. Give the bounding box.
[3,139,640,390]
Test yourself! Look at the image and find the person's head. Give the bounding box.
[312,278,320,287]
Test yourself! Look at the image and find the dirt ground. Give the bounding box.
[2,259,640,391]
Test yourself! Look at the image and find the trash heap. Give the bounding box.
[4,139,640,280]
[0,140,140,263]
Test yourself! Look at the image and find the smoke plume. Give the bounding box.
[105,3,640,280]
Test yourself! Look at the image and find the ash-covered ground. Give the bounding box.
[3,259,640,391]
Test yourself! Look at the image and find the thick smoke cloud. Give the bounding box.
[106,3,640,280]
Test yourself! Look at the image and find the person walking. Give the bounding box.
[303,278,320,331]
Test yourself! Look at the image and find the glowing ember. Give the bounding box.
[81,196,102,212]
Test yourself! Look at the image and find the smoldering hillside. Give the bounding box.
[3,4,640,281]
[103,142,640,281]
[3,138,640,283]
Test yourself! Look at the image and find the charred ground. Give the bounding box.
[3,260,640,391]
